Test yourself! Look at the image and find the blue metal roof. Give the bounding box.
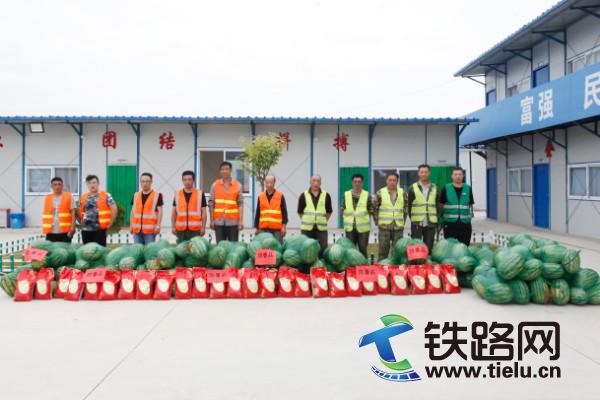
[455,0,585,77]
[1,115,476,125]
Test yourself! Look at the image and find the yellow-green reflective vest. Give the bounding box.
[300,191,328,231]
[378,187,404,228]
[410,182,438,224]
[343,190,370,233]
[443,183,472,223]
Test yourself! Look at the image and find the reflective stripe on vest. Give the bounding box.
[377,187,404,227]
[410,182,438,223]
[300,190,328,231]
[443,183,472,223]
[258,191,283,229]
[175,189,203,231]
[213,179,240,221]
[343,190,370,233]
[80,191,112,229]
[131,191,160,234]
[42,192,73,234]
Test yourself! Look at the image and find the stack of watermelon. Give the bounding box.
[246,232,284,268]
[282,234,322,272]
[323,237,368,272]
[469,234,600,305]
[381,237,433,265]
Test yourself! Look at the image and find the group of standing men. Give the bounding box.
[41,162,474,260]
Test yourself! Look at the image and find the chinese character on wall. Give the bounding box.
[584,71,600,110]
[159,131,175,150]
[277,131,291,151]
[333,132,349,152]
[102,131,117,149]
[538,89,554,121]
[520,96,534,126]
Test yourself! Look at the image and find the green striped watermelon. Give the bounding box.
[571,268,599,290]
[484,282,513,304]
[324,243,345,265]
[540,245,567,263]
[517,258,542,281]
[455,255,477,272]
[586,284,600,305]
[190,236,210,259]
[550,279,570,305]
[508,280,530,304]
[561,249,581,274]
[208,246,227,269]
[570,288,588,305]
[541,263,564,280]
[118,256,137,270]
[300,238,320,265]
[344,249,368,266]
[283,249,302,267]
[494,249,524,280]
[529,277,552,304]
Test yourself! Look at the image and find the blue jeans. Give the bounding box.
[133,233,157,245]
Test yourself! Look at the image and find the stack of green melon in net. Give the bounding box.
[321,236,368,272]
[463,234,599,305]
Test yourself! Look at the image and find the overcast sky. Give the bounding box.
[0,0,558,118]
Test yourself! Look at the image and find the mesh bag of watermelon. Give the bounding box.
[440,264,461,294]
[14,269,37,301]
[375,265,391,294]
[83,281,100,300]
[260,268,278,298]
[242,268,261,298]
[34,268,54,300]
[408,265,427,294]
[277,266,296,297]
[99,270,121,300]
[174,268,193,299]
[64,269,85,301]
[328,271,347,297]
[118,269,137,300]
[54,267,73,299]
[425,264,443,294]
[359,266,378,296]
[136,270,156,300]
[345,267,362,296]
[191,267,209,298]
[390,265,409,295]
[226,268,243,298]
[310,266,329,297]
[154,270,174,300]
[294,271,311,297]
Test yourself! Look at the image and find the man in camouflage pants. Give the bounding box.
[374,172,407,259]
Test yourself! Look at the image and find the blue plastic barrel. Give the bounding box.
[9,212,25,229]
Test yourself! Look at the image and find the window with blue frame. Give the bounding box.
[532,65,550,87]
[485,89,496,106]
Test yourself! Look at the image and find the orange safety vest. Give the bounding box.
[174,188,203,231]
[258,191,283,230]
[212,179,240,221]
[80,191,112,230]
[131,190,160,234]
[42,192,73,234]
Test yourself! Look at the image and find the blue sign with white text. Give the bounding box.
[460,62,600,146]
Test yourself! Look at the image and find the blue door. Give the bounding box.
[533,164,550,229]
[486,168,497,219]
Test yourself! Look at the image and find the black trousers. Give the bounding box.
[301,228,328,258]
[346,229,369,258]
[410,225,436,252]
[443,223,472,246]
[176,229,201,244]
[45,233,71,243]
[215,225,239,242]
[81,230,107,246]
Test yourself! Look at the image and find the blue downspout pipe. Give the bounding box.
[7,123,26,212]
[368,124,375,192]
[190,123,199,188]
[251,121,256,217]
[310,122,315,177]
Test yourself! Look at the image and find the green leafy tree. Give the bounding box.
[237,134,284,190]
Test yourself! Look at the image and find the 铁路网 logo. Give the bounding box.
[358,314,421,382]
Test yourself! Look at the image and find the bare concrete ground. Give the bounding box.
[0,217,598,400]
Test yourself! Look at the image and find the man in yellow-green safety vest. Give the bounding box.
[341,173,374,257]
[298,175,333,257]
[407,164,438,252]
[438,167,474,246]
[374,171,407,259]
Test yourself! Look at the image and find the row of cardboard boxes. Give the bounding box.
[11,264,461,301]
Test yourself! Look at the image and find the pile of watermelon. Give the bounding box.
[461,234,600,305]
[384,236,432,265]
[322,237,368,272]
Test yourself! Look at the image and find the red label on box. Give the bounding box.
[356,265,378,282]
[23,247,48,262]
[407,244,429,261]
[255,249,276,266]
[82,268,107,283]
[206,270,229,283]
